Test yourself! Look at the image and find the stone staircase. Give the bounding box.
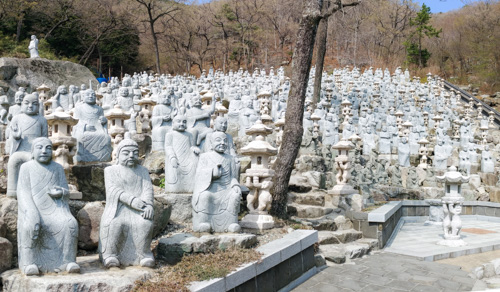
[287,191,379,264]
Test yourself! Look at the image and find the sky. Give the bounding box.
[414,0,468,13]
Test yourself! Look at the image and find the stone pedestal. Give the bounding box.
[0,255,152,292]
[240,212,274,230]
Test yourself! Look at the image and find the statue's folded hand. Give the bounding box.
[142,205,154,220]
[131,198,146,211]
[232,185,242,195]
[48,187,63,199]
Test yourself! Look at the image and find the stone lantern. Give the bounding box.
[452,119,462,142]
[106,105,131,159]
[417,138,430,168]
[479,122,489,146]
[137,96,156,134]
[46,107,81,199]
[341,99,352,122]
[201,90,213,109]
[327,139,362,211]
[423,111,429,127]
[240,120,278,230]
[432,115,443,130]
[489,111,496,129]
[257,91,273,124]
[436,166,469,247]
[36,84,50,103]
[395,110,404,128]
[402,121,413,137]
[311,113,322,140]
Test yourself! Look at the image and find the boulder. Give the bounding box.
[0,196,17,257]
[0,237,13,273]
[156,193,192,223]
[77,202,105,250]
[0,57,96,100]
[142,151,165,174]
[152,196,172,237]
[69,163,110,201]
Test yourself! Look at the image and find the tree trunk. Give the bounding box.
[16,16,23,43]
[312,15,329,104]
[270,0,323,218]
[151,24,161,74]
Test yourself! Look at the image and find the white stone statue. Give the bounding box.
[378,126,392,154]
[17,137,79,275]
[151,92,177,152]
[433,140,449,170]
[7,94,48,197]
[52,85,74,112]
[192,132,242,233]
[164,115,200,193]
[186,94,215,146]
[28,35,40,58]
[459,146,471,175]
[398,136,410,167]
[72,90,112,162]
[481,145,495,173]
[99,139,155,268]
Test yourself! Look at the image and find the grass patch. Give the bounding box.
[133,248,262,292]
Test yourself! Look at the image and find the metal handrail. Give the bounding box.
[442,80,500,127]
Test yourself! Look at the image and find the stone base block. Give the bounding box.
[0,255,152,292]
[437,239,467,247]
[240,213,274,230]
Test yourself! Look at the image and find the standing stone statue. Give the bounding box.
[72,89,112,162]
[186,94,215,146]
[481,146,495,173]
[28,35,40,58]
[99,139,155,268]
[398,136,411,167]
[52,85,74,112]
[164,115,200,193]
[192,132,242,233]
[7,94,48,197]
[151,92,177,152]
[433,140,449,170]
[17,137,79,275]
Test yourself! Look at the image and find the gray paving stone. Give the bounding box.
[336,279,369,291]
[410,284,442,292]
[360,274,393,286]
[411,275,439,285]
[434,278,462,290]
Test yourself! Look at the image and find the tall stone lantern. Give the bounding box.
[36,84,50,103]
[105,105,131,159]
[417,138,430,168]
[257,91,273,125]
[137,96,156,134]
[274,116,285,150]
[327,139,362,211]
[240,120,278,230]
[46,107,81,199]
[436,166,469,247]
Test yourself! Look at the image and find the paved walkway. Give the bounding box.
[293,252,480,292]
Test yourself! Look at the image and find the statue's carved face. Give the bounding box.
[118,146,139,167]
[212,133,227,153]
[84,90,96,104]
[33,140,52,164]
[119,88,129,97]
[22,95,39,115]
[191,96,202,107]
[14,92,25,104]
[172,116,187,132]
[214,118,227,132]
[59,86,68,95]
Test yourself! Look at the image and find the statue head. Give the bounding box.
[83,89,97,105]
[119,87,129,97]
[211,131,228,154]
[31,137,52,164]
[22,94,39,115]
[14,91,25,104]
[69,85,77,93]
[214,116,228,132]
[58,85,68,95]
[31,35,36,41]
[116,139,139,167]
[81,84,87,91]
[485,145,490,151]
[172,115,187,132]
[191,95,202,108]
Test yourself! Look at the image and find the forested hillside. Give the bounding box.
[0,0,498,93]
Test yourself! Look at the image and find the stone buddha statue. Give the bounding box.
[17,137,79,275]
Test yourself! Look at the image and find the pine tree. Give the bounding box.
[404,3,441,68]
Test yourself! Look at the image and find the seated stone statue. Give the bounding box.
[17,137,79,275]
[192,132,242,233]
[151,92,177,152]
[7,94,48,197]
[433,140,449,170]
[52,85,74,112]
[481,146,495,173]
[398,136,410,167]
[204,117,237,156]
[99,139,155,268]
[72,89,112,162]
[186,94,215,146]
[164,115,200,193]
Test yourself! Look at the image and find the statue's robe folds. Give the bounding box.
[99,164,154,266]
[192,151,240,232]
[17,160,77,273]
[164,131,198,193]
[7,114,48,197]
[398,142,411,167]
[433,145,448,170]
[151,105,175,152]
[72,103,112,162]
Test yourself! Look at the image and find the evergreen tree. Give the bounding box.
[404,3,441,68]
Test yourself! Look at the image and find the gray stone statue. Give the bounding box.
[204,116,237,156]
[164,115,200,193]
[186,94,215,146]
[28,35,40,58]
[192,132,242,233]
[72,89,112,162]
[17,137,79,275]
[7,94,48,197]
[398,136,411,167]
[52,85,74,112]
[99,139,155,268]
[151,92,177,152]
[433,140,449,170]
[481,146,495,173]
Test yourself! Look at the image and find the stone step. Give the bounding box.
[288,191,326,207]
[319,238,378,264]
[291,214,353,231]
[287,203,333,219]
[317,229,363,245]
